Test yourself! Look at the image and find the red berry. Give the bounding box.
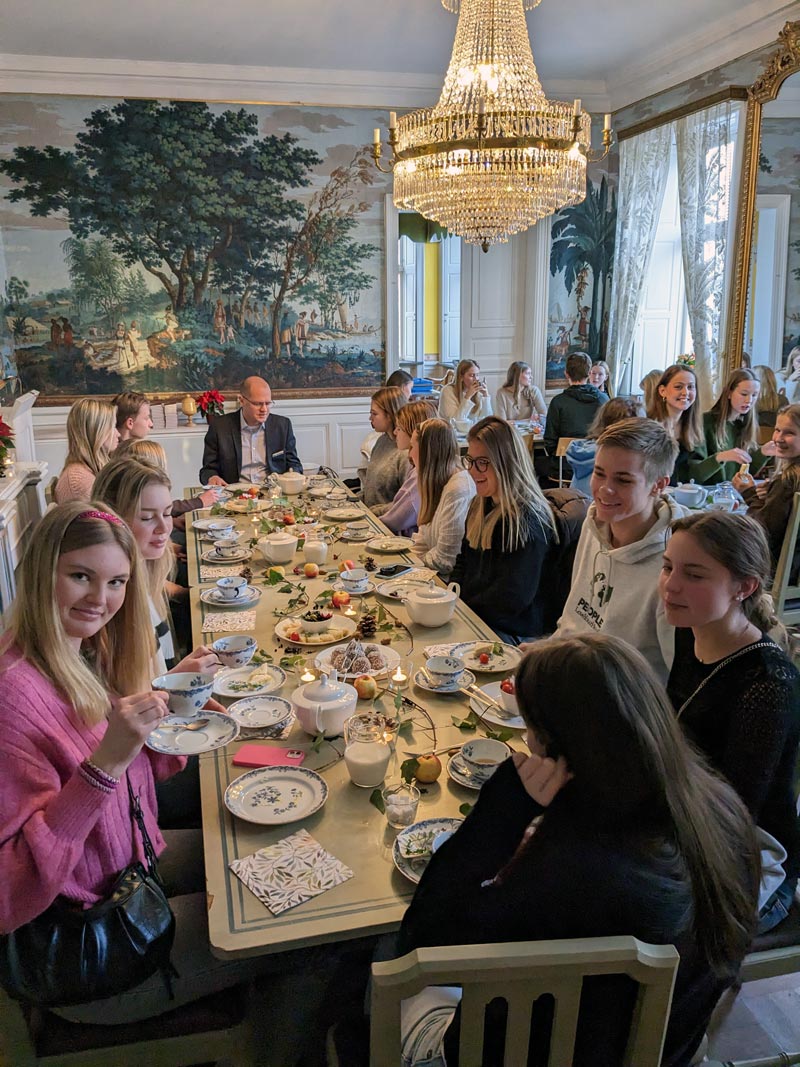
[479,652,490,665]
[500,679,515,694]
[289,631,301,643]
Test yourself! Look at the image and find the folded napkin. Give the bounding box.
[423,642,463,658]
[202,610,258,633]
[230,829,353,915]
[200,564,245,580]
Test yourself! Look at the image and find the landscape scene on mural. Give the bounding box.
[546,172,617,388]
[0,97,388,398]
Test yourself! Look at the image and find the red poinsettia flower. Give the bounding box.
[196,389,225,416]
[0,417,15,449]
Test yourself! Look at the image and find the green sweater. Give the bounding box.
[676,411,769,485]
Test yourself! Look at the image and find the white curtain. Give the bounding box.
[607,125,672,394]
[675,100,744,402]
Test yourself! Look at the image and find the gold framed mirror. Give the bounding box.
[727,20,800,380]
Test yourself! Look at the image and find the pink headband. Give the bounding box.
[78,509,124,527]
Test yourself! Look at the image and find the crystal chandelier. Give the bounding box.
[372,0,612,251]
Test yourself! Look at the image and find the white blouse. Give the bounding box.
[437,384,492,423]
[413,469,476,578]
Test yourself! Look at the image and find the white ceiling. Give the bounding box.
[2,0,800,110]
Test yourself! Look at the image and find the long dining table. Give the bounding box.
[184,480,523,960]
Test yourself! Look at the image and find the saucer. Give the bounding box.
[332,578,376,596]
[201,548,252,564]
[192,517,235,533]
[324,506,364,521]
[392,818,464,883]
[365,536,416,554]
[449,641,522,673]
[146,712,240,755]
[413,668,475,694]
[446,751,494,791]
[200,586,262,608]
[226,695,293,730]
[468,681,524,730]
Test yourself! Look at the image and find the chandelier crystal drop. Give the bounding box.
[382,0,593,251]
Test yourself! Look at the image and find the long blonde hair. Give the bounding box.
[649,365,703,451]
[465,416,556,551]
[708,368,759,453]
[454,359,480,400]
[416,418,461,526]
[93,456,175,607]
[774,403,800,486]
[371,386,406,434]
[115,437,168,470]
[752,365,785,414]
[2,502,153,725]
[640,368,663,413]
[64,398,116,475]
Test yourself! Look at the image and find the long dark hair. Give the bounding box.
[515,634,759,975]
[708,368,759,452]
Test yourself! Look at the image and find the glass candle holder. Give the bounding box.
[382,781,420,829]
[388,655,411,692]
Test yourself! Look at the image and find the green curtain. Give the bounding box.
[398,213,449,243]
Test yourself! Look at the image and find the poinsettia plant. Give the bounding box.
[196,389,225,416]
[0,417,14,450]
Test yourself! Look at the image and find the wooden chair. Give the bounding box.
[555,437,580,488]
[369,936,679,1067]
[426,362,455,390]
[44,476,58,507]
[771,491,800,626]
[0,982,258,1067]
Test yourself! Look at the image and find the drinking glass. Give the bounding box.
[382,781,420,828]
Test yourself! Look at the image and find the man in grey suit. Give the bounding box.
[199,376,303,485]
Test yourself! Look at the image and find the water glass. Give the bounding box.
[382,781,420,828]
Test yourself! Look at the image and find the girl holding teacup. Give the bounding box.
[437,359,492,424]
[494,361,545,422]
[396,633,758,1067]
[734,404,800,581]
[411,418,475,579]
[451,416,556,643]
[660,511,799,932]
[682,369,774,485]
[0,503,271,1022]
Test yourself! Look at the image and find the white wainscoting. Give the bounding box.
[33,397,372,496]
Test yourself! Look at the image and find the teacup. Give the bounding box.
[460,737,512,777]
[215,536,243,558]
[425,655,465,687]
[453,418,471,434]
[346,521,370,535]
[216,576,248,601]
[211,635,257,668]
[152,672,215,716]
[340,567,370,593]
[206,520,236,540]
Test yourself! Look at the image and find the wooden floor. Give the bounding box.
[707,973,800,1061]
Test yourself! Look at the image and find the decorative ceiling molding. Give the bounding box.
[0,52,610,111]
[608,0,800,110]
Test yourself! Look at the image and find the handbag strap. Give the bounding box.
[676,640,774,719]
[126,776,163,887]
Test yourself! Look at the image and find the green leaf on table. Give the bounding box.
[376,622,394,633]
[491,642,504,656]
[396,717,414,739]
[484,727,515,743]
[311,731,326,753]
[314,590,335,604]
[276,582,294,593]
[210,503,225,516]
[451,711,479,732]
[279,653,306,670]
[400,757,419,783]
[250,648,273,665]
[369,788,385,814]
[393,690,404,715]
[458,802,473,817]
[376,604,387,624]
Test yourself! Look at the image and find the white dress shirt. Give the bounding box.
[239,411,267,483]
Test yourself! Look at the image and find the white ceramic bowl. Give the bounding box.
[300,612,334,634]
[152,672,215,716]
[425,655,465,686]
[211,635,257,668]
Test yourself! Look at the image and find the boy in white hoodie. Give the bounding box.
[554,417,688,682]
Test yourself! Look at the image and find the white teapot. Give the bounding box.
[291,672,358,738]
[256,529,298,564]
[673,482,706,508]
[403,581,460,628]
[275,471,306,495]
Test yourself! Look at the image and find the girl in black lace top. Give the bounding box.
[661,512,800,933]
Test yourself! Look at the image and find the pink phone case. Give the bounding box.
[232,744,307,769]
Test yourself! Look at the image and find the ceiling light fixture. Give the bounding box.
[372,0,613,251]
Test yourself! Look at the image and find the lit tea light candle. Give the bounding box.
[389,664,409,692]
[300,667,316,683]
[343,605,357,617]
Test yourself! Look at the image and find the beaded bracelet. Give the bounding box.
[81,759,121,789]
[78,763,116,794]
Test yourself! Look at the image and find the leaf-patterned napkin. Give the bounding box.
[200,563,245,580]
[202,610,258,633]
[229,829,353,915]
[423,642,463,658]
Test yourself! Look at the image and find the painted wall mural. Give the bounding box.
[545,158,618,389]
[0,96,390,400]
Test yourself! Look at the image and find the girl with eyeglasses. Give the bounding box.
[450,416,557,643]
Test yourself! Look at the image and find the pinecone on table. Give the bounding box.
[363,556,377,573]
[358,613,377,638]
[239,565,253,582]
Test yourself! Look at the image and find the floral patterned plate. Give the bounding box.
[224,767,329,825]
[145,711,240,755]
[392,817,464,884]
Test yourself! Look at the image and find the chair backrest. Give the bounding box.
[772,491,800,625]
[370,936,679,1067]
[556,437,581,487]
[427,362,456,387]
[44,475,58,507]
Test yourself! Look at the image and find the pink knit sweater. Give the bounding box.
[0,647,185,933]
[54,463,96,504]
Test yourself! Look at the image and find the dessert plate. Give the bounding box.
[392,818,463,883]
[449,641,522,673]
[314,642,399,679]
[224,767,328,825]
[365,536,415,554]
[223,498,271,513]
[201,547,251,564]
[213,664,287,697]
[468,681,524,730]
[274,616,357,646]
[324,506,364,521]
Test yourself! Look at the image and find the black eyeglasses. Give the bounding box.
[463,455,492,473]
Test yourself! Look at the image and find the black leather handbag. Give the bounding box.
[0,777,176,1007]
